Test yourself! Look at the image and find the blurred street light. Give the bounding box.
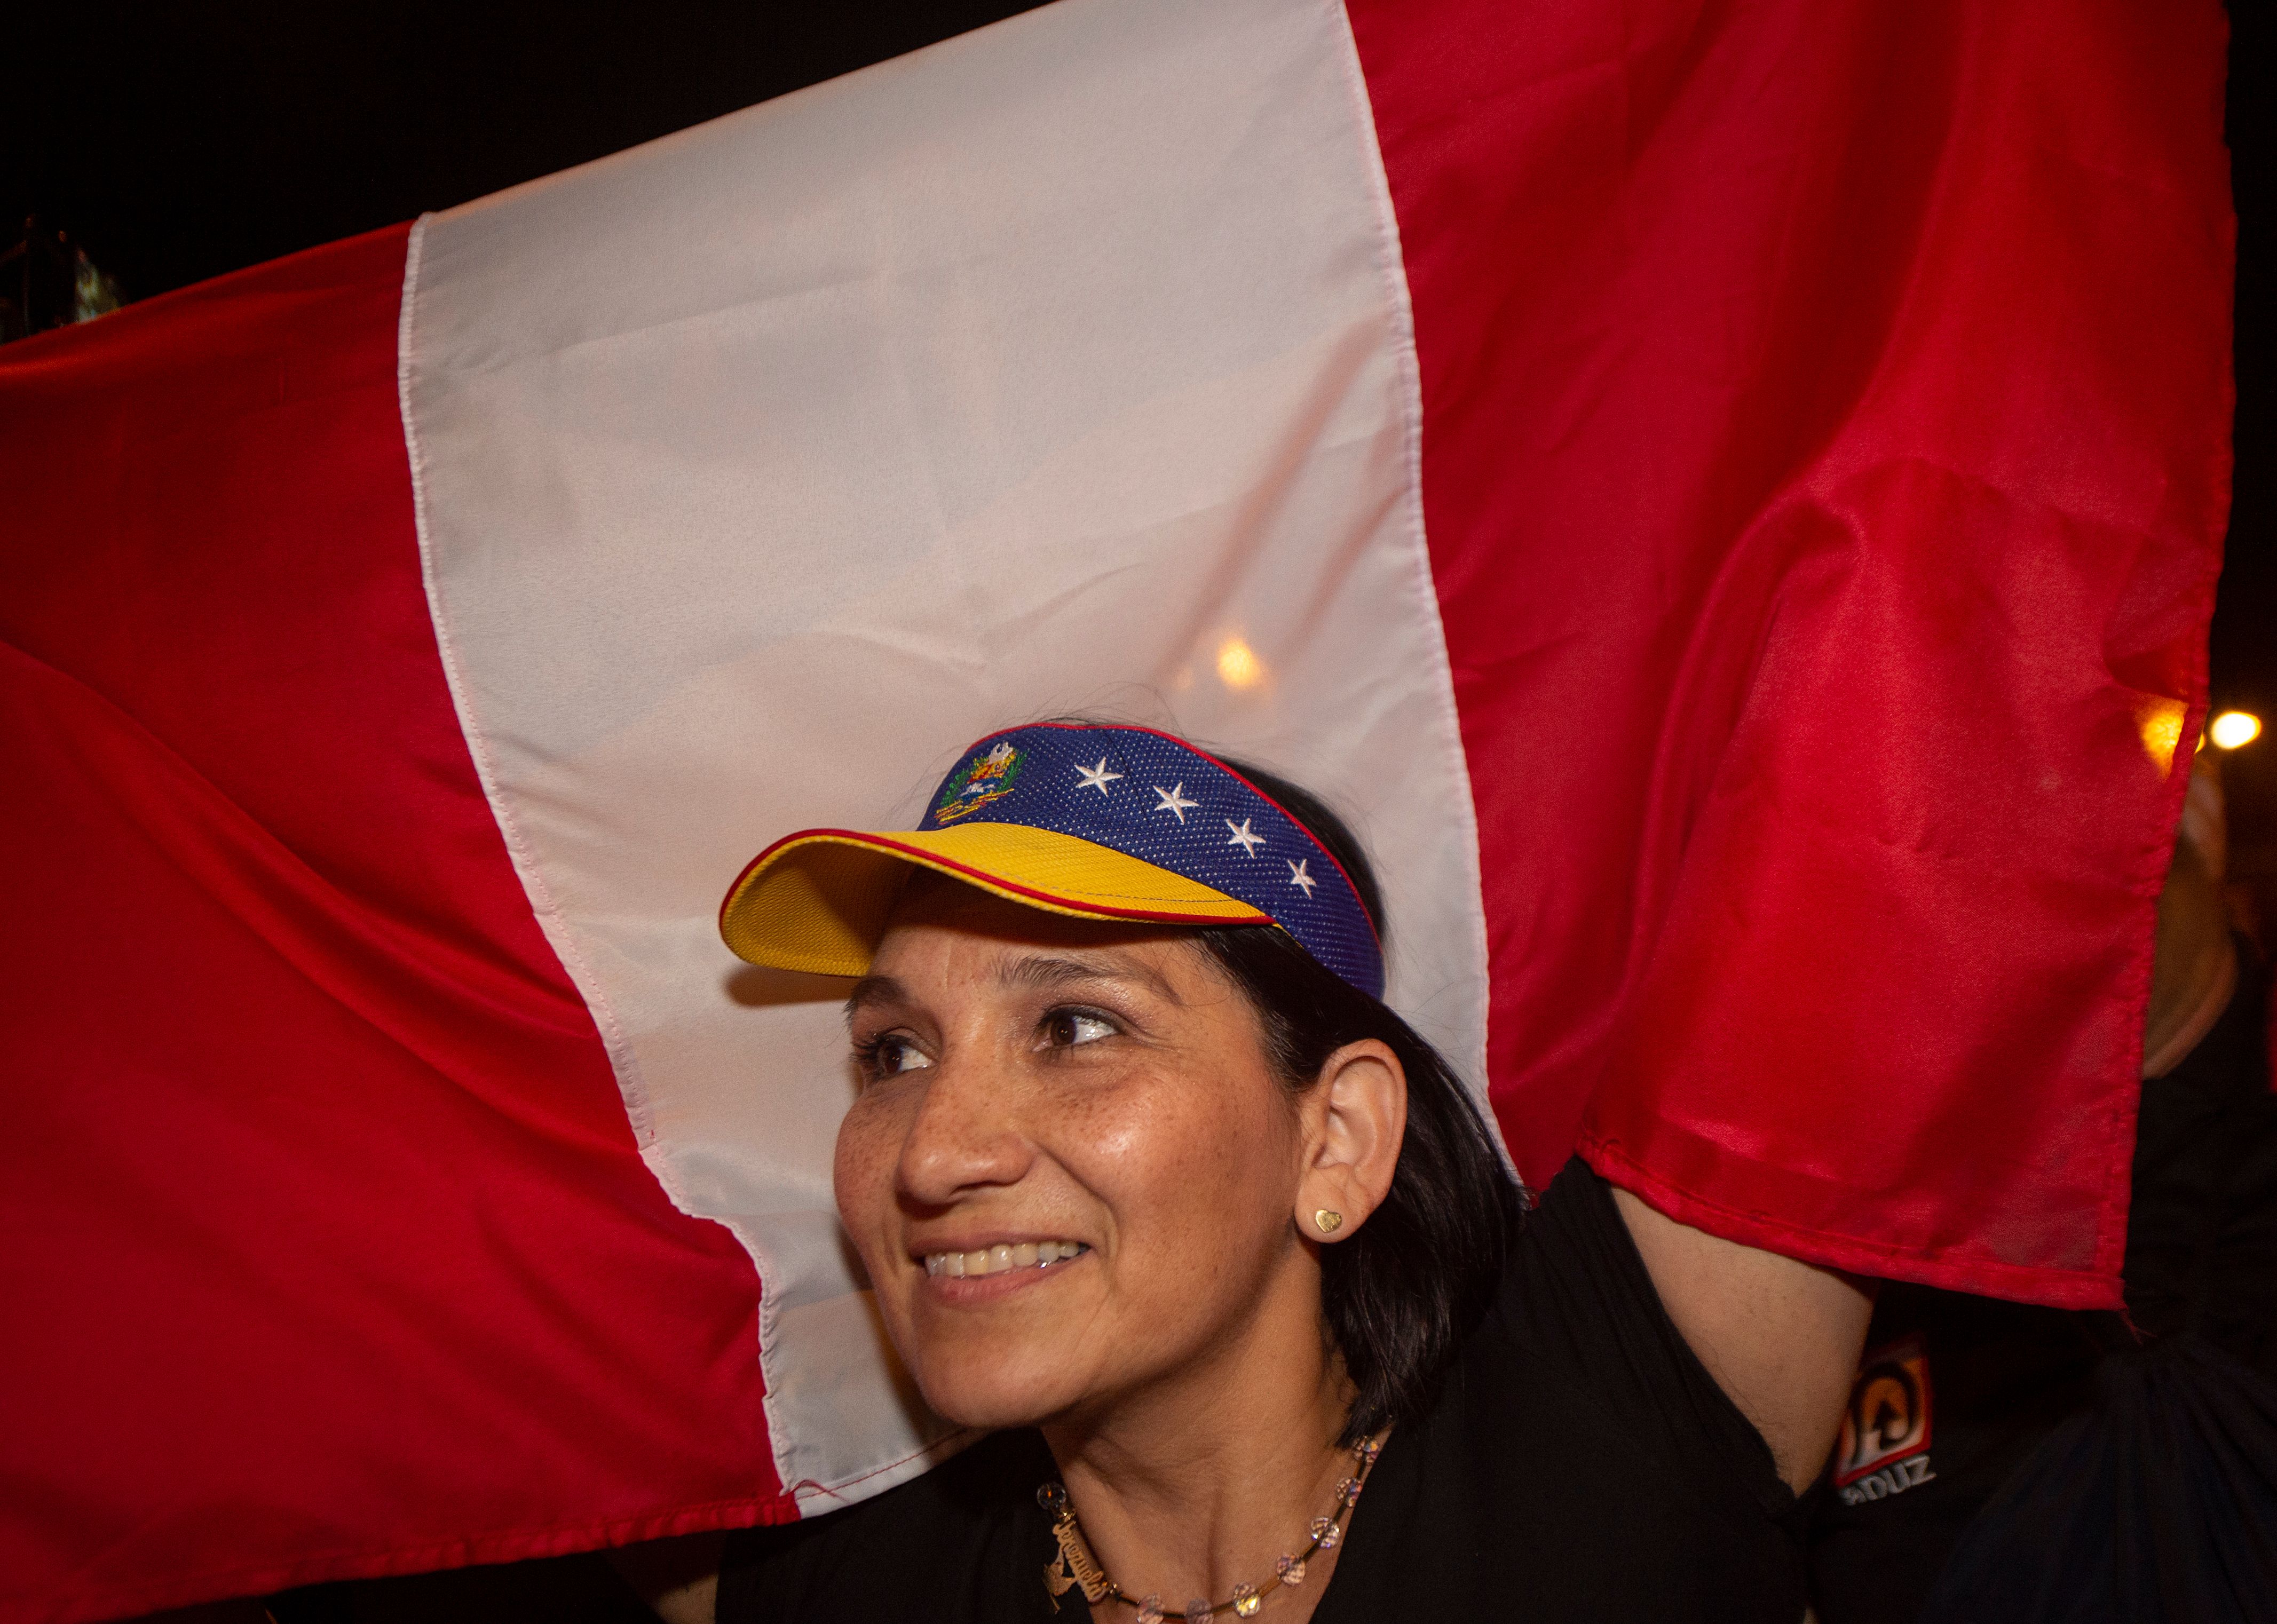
[2210,710,2263,750]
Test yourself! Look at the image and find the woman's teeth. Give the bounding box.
[924,1241,1088,1279]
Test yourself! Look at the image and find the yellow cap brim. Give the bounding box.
[718,822,1272,976]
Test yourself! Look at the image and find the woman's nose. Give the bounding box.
[895,1050,1034,1205]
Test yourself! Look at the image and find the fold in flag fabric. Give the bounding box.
[0,0,2231,1618]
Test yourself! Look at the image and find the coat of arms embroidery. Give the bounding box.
[934,740,1024,822]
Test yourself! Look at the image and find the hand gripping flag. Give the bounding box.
[0,0,2231,1618]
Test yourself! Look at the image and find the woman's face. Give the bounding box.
[834,875,1313,1431]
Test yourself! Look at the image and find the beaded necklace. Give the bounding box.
[1038,1433,1385,1620]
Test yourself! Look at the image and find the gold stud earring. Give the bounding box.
[1313,1209,1344,1236]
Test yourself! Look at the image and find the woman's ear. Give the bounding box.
[1296,1039,1407,1240]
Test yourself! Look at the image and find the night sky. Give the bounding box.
[6,0,2269,763]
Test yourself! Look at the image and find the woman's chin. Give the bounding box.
[911,1345,1093,1432]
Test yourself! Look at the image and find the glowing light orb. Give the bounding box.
[1215,637,1264,690]
[2209,710,2263,750]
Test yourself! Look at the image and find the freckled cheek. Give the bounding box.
[833,1094,909,1262]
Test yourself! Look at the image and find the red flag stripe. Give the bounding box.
[1351,0,2231,1302]
[0,227,781,1624]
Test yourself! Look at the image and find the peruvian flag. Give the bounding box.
[0,0,2230,1618]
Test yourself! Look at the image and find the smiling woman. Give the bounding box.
[630,722,1872,1623]
[836,828,1517,1464]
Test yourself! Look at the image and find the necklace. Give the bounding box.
[1038,1433,1385,1621]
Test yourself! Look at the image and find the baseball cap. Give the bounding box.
[718,722,1383,998]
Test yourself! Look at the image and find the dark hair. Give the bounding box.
[1196,759,1525,1444]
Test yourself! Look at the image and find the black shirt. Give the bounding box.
[717,1159,1807,1623]
[1806,956,2277,1624]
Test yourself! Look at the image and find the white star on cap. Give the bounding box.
[1287,859,1318,897]
[1152,783,1199,823]
[1226,817,1266,856]
[1074,758,1124,796]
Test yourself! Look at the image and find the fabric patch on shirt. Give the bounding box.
[1833,1334,1936,1503]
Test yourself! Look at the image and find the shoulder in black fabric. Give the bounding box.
[715,1429,1060,1623]
[1918,1335,2277,1624]
[1309,1158,1809,1624]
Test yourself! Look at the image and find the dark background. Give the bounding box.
[2220,0,2276,929]
[2225,0,2272,732]
[2,3,1043,302]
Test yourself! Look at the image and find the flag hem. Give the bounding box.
[1576,1135,2129,1310]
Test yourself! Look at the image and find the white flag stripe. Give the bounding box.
[401,0,1487,1509]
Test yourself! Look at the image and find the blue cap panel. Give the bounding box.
[917,723,1384,999]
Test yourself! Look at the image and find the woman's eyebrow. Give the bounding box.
[843,975,906,1025]
[997,953,1181,1004]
